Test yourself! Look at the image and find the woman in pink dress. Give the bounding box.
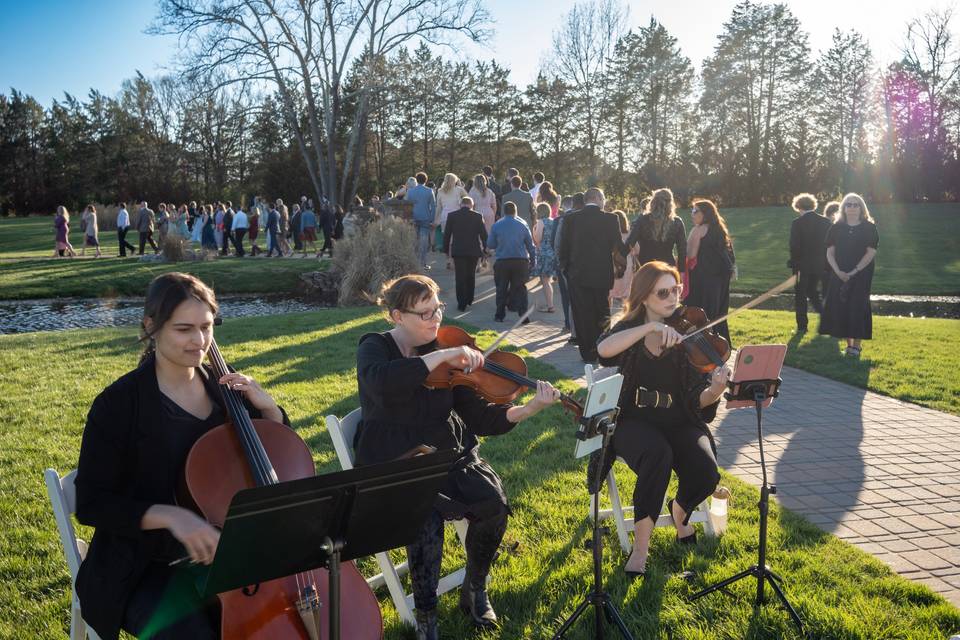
[609,210,636,306]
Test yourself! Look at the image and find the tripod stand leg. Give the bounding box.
[552,598,591,639]
[689,566,756,601]
[765,571,803,632]
[602,600,634,639]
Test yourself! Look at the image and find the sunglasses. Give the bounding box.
[654,284,683,300]
[403,302,446,321]
[844,203,861,208]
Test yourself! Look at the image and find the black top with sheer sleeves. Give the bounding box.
[353,331,517,521]
[597,317,720,445]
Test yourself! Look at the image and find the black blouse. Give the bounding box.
[597,317,719,435]
[625,214,687,272]
[354,331,515,466]
[826,221,879,273]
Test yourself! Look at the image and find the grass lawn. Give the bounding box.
[2,309,958,639]
[0,257,325,300]
[729,310,960,417]
[3,201,959,298]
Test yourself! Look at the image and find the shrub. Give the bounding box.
[161,233,188,262]
[332,216,419,305]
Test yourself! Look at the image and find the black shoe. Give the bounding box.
[521,317,531,325]
[668,499,698,544]
[494,316,505,322]
[567,337,579,345]
[623,553,646,581]
[457,305,466,312]
[414,608,439,640]
[459,581,497,628]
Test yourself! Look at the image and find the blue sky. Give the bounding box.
[0,0,936,106]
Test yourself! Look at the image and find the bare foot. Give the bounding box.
[624,550,647,574]
[671,500,695,538]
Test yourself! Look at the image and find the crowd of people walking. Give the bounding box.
[51,195,345,260]
[402,166,879,360]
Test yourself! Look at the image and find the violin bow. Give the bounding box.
[482,306,536,357]
[679,274,797,342]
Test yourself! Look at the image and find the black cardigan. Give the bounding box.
[73,354,290,640]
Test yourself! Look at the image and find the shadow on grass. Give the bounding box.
[714,331,869,540]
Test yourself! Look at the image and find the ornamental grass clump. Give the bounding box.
[332,215,419,305]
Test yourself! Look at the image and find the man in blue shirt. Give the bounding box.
[487,201,535,322]
[406,171,436,269]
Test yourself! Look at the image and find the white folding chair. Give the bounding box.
[326,409,470,626]
[574,365,718,554]
[44,468,102,640]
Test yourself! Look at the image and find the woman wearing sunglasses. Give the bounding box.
[353,274,560,639]
[596,261,732,579]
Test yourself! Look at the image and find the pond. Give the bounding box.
[0,295,325,334]
[728,293,960,319]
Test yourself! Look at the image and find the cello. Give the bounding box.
[180,336,383,639]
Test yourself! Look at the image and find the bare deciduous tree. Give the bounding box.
[154,0,489,206]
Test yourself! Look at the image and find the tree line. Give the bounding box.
[1,0,957,216]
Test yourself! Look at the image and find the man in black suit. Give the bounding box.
[557,188,626,362]
[788,193,832,332]
[443,196,488,311]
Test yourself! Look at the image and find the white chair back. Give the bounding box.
[327,408,362,470]
[45,468,101,640]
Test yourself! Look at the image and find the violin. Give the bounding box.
[180,337,383,639]
[424,325,583,420]
[664,305,731,373]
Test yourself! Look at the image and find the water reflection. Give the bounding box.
[0,295,324,334]
[728,292,959,319]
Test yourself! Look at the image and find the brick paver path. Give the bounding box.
[424,254,960,608]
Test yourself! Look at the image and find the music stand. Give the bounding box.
[555,370,634,640]
[689,345,803,633]
[192,449,459,640]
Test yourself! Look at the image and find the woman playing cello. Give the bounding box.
[74,273,290,639]
[595,261,732,579]
[354,274,560,639]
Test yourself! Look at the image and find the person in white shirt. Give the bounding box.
[116,202,135,257]
[231,208,249,257]
[529,171,545,204]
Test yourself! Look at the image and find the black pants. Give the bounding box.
[320,229,333,255]
[557,271,574,333]
[232,228,247,256]
[406,509,508,612]
[117,228,135,256]
[795,270,825,330]
[453,256,480,309]
[123,562,219,639]
[493,258,529,320]
[138,231,158,254]
[611,417,720,524]
[568,281,610,361]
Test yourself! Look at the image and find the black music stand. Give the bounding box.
[555,396,634,640]
[192,449,458,640]
[688,378,804,633]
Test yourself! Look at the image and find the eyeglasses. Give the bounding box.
[654,284,683,300]
[403,302,446,321]
[844,203,860,209]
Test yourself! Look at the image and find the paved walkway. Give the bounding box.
[424,254,960,608]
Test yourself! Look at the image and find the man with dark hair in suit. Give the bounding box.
[501,175,535,228]
[788,193,832,332]
[482,165,502,217]
[443,196,488,311]
[557,187,625,362]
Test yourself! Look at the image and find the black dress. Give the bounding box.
[687,224,735,344]
[819,221,879,340]
[596,318,721,524]
[353,331,517,613]
[624,214,687,271]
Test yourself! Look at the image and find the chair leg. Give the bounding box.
[70,597,86,640]
[375,551,416,626]
[606,470,632,554]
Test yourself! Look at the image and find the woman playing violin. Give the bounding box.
[354,274,559,639]
[74,273,290,640]
[595,261,732,579]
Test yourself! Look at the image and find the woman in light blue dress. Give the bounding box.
[531,203,558,312]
